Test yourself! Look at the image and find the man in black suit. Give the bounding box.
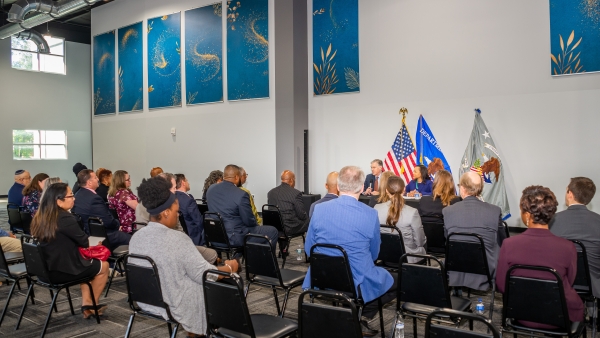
[363,159,383,196]
[72,169,131,250]
[206,165,278,249]
[309,171,339,218]
[268,170,309,235]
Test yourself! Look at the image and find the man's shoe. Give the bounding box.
[234,256,243,273]
[360,320,378,337]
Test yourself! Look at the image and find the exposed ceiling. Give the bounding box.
[0,0,115,44]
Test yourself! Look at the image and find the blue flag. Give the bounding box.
[415,115,452,173]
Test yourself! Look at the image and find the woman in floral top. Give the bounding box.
[22,173,49,216]
[108,170,139,234]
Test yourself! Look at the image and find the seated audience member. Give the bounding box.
[175,174,205,245]
[308,171,339,218]
[497,185,584,329]
[95,169,112,203]
[202,170,223,200]
[369,171,396,207]
[108,170,139,234]
[0,228,22,253]
[207,165,278,251]
[267,170,309,236]
[443,171,501,291]
[405,164,433,196]
[375,176,426,263]
[72,163,88,194]
[238,167,261,224]
[418,170,461,223]
[40,177,62,202]
[150,167,164,178]
[550,177,600,301]
[72,169,131,249]
[8,169,31,206]
[363,159,384,196]
[130,177,238,338]
[22,173,49,216]
[32,183,109,318]
[304,166,395,336]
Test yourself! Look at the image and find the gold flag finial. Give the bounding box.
[399,107,408,124]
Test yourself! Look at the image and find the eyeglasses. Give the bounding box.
[61,195,75,200]
[125,178,131,182]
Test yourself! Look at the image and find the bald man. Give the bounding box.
[309,171,339,218]
[267,170,309,237]
[442,171,504,291]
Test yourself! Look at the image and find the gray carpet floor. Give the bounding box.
[0,199,596,337]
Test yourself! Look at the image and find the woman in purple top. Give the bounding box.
[108,170,139,234]
[496,185,584,329]
[405,165,433,196]
[22,173,49,216]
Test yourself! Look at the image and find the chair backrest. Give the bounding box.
[298,289,362,338]
[6,203,22,229]
[196,202,209,215]
[425,309,500,338]
[244,234,282,283]
[108,208,119,222]
[88,217,111,247]
[22,240,52,282]
[377,225,406,264]
[70,212,85,232]
[422,221,446,254]
[19,210,33,234]
[502,221,510,238]
[177,212,189,235]
[445,232,493,289]
[203,212,232,248]
[398,253,452,309]
[261,204,286,234]
[124,254,176,320]
[502,264,571,330]
[309,243,358,300]
[570,240,592,295]
[203,270,256,338]
[0,245,11,278]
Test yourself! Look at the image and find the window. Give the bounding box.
[13,130,68,160]
[11,35,65,74]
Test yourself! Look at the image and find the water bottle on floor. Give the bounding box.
[475,298,485,315]
[392,313,404,338]
[296,245,303,261]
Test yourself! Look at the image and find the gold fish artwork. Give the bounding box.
[161,15,168,20]
[154,54,168,69]
[148,85,154,92]
[147,21,154,34]
[98,52,112,68]
[176,42,180,55]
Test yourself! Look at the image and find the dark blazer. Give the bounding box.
[95,183,109,203]
[309,193,338,218]
[418,195,461,224]
[206,181,259,246]
[550,204,600,298]
[267,183,309,235]
[496,228,584,327]
[442,196,502,290]
[363,173,378,192]
[38,210,94,275]
[8,182,25,206]
[72,181,81,195]
[72,187,131,250]
[175,191,204,246]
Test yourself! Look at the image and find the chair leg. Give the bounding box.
[14,283,34,330]
[65,287,75,315]
[40,289,60,338]
[170,323,179,338]
[167,322,173,336]
[16,279,21,291]
[413,316,417,337]
[378,298,385,338]
[87,282,100,324]
[271,287,281,315]
[244,282,251,297]
[25,278,35,305]
[0,280,17,327]
[125,313,136,338]
[105,260,119,298]
[49,290,58,313]
[279,289,291,318]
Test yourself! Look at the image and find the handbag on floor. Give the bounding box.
[79,245,111,261]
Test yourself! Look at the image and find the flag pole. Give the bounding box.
[399,107,408,175]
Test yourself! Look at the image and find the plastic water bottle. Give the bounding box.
[296,245,303,261]
[475,298,485,315]
[392,314,404,338]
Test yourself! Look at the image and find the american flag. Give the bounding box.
[383,123,417,183]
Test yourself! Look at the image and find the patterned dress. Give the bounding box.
[108,189,138,234]
[22,190,41,216]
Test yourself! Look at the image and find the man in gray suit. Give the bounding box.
[443,171,502,291]
[550,177,600,303]
[267,170,309,236]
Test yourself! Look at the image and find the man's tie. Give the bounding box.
[374,176,379,191]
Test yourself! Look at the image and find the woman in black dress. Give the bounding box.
[418,170,461,223]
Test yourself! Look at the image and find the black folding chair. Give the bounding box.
[108,207,119,222]
[0,244,32,327]
[177,212,189,236]
[88,217,129,297]
[132,221,147,234]
[501,264,586,338]
[445,232,496,323]
[19,210,32,235]
[244,234,305,317]
[298,289,362,338]
[570,240,596,337]
[196,199,209,215]
[123,254,180,338]
[398,253,473,337]
[309,243,386,337]
[425,309,500,338]
[502,221,510,239]
[15,239,100,337]
[71,211,86,233]
[203,270,298,338]
[376,225,406,270]
[203,212,243,259]
[262,204,306,268]
[423,221,446,257]
[7,203,23,232]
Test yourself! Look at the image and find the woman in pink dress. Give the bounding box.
[108,170,139,234]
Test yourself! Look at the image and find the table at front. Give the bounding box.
[359,194,421,209]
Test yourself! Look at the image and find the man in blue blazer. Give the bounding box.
[206,165,278,250]
[175,174,204,246]
[308,171,339,218]
[72,169,131,250]
[363,159,383,195]
[303,166,395,336]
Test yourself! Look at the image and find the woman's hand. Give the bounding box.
[97,241,103,246]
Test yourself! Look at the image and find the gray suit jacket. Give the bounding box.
[550,204,600,298]
[267,183,309,235]
[442,196,502,290]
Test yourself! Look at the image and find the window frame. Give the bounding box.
[12,130,69,161]
[10,35,66,75]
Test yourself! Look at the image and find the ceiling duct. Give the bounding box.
[0,0,99,40]
[14,29,50,53]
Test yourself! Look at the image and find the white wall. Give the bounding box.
[91,0,277,206]
[0,39,92,193]
[308,0,600,227]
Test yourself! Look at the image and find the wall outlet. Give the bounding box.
[171,127,176,136]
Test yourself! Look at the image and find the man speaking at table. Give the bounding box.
[363,159,384,195]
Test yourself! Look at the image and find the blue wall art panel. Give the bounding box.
[312,0,359,95]
[185,3,223,105]
[93,31,116,115]
[226,0,269,100]
[147,12,182,109]
[118,22,143,112]
[550,0,600,75]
